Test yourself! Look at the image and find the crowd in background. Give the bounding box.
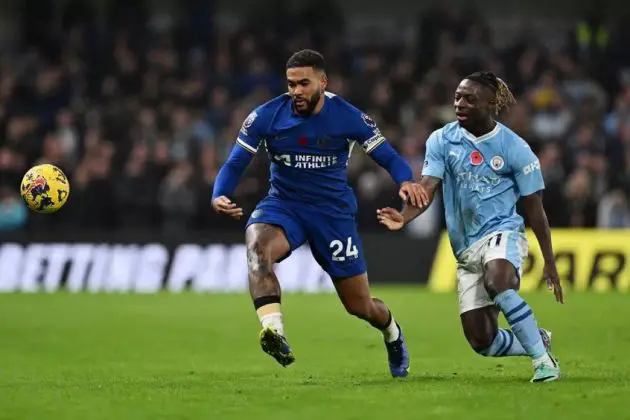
[1,1,630,234]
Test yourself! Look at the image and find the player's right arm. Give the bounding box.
[377,130,444,230]
[211,110,263,219]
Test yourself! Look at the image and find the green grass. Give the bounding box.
[0,288,628,419]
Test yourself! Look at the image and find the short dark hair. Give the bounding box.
[286,49,326,72]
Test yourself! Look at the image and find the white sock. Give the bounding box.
[260,313,285,336]
[383,314,400,343]
[533,352,553,367]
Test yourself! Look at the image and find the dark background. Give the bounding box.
[1,0,629,283]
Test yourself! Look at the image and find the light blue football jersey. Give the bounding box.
[422,121,545,257]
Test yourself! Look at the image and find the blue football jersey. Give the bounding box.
[422,122,545,257]
[236,92,387,215]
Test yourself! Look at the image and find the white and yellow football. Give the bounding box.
[20,164,70,213]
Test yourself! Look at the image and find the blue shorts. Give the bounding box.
[246,196,366,279]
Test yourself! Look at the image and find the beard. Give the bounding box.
[293,90,321,116]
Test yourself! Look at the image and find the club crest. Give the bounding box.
[490,155,505,171]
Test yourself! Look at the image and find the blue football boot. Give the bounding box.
[259,327,295,367]
[385,323,410,378]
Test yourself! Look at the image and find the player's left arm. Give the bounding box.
[512,141,563,303]
[354,113,427,207]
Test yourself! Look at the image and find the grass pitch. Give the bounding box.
[0,288,628,419]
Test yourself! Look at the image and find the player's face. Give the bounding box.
[453,79,494,128]
[287,67,327,115]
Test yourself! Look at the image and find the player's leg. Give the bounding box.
[333,273,409,377]
[246,223,295,366]
[460,305,537,356]
[483,232,560,382]
[306,214,409,377]
[458,266,529,357]
[245,198,307,367]
[246,223,289,331]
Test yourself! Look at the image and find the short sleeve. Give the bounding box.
[352,112,387,154]
[509,139,545,196]
[421,130,446,179]
[236,110,264,154]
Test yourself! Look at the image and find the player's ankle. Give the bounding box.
[254,296,285,336]
[381,312,400,343]
[532,352,553,367]
[260,313,284,336]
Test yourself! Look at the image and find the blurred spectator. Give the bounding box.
[597,189,630,228]
[69,142,117,229]
[604,87,630,138]
[0,186,27,232]
[564,168,598,227]
[527,71,573,146]
[537,143,567,226]
[567,9,610,66]
[115,142,159,229]
[158,160,196,233]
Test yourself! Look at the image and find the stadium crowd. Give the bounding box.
[1,3,630,233]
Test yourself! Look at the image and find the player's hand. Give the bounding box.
[376,207,405,231]
[399,181,429,208]
[212,196,244,219]
[544,260,564,304]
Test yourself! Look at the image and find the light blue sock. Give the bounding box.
[480,328,527,357]
[494,289,546,360]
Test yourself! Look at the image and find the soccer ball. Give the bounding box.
[20,164,70,213]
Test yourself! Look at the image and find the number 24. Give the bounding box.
[329,237,359,262]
